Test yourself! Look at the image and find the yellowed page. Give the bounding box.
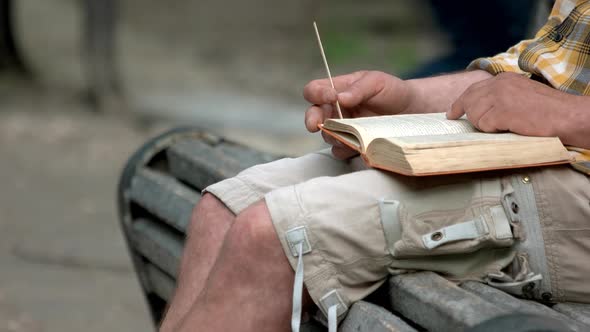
[325,113,477,148]
[385,132,551,150]
[332,131,362,150]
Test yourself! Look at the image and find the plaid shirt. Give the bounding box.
[468,0,590,175]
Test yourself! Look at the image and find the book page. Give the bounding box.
[387,132,547,149]
[328,113,477,144]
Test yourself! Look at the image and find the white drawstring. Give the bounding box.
[328,304,338,332]
[290,241,340,332]
[291,242,304,332]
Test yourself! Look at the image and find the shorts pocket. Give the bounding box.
[380,199,515,258]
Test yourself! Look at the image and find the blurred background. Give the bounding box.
[0,0,549,331]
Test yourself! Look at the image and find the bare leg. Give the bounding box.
[160,194,235,332]
[176,200,310,332]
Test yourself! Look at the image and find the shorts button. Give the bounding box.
[553,32,564,42]
[542,292,553,301]
[431,232,443,241]
[511,202,519,214]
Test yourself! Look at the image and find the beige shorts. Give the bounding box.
[206,149,590,319]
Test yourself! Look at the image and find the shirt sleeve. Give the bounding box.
[467,39,535,76]
[467,1,562,76]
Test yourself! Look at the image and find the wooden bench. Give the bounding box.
[117,128,590,331]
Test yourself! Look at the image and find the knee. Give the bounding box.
[191,193,222,219]
[187,193,233,235]
[225,201,281,257]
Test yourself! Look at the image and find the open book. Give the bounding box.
[319,113,571,176]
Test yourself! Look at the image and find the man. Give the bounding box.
[161,1,590,331]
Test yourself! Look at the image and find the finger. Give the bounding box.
[321,131,359,159]
[476,106,506,133]
[465,97,494,131]
[305,105,324,132]
[447,76,495,119]
[337,71,388,109]
[331,145,359,160]
[321,130,345,147]
[331,71,367,90]
[305,104,336,132]
[448,97,465,119]
[321,102,353,119]
[303,71,367,105]
[303,81,337,105]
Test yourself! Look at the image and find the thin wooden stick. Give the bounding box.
[313,21,343,119]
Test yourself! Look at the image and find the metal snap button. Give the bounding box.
[522,282,536,298]
[431,232,443,241]
[542,292,553,301]
[511,202,519,214]
[521,176,530,184]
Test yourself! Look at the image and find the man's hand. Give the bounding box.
[447,72,577,138]
[303,71,414,159]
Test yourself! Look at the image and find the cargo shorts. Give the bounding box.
[205,149,590,322]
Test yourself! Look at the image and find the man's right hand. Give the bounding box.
[303,70,415,159]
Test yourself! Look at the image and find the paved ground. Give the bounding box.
[0,74,325,331]
[0,82,155,331]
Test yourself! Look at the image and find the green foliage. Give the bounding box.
[320,29,420,74]
[385,39,419,73]
[322,30,369,65]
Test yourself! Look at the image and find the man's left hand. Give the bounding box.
[446,72,578,138]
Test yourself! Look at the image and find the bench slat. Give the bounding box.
[120,130,590,330]
[389,272,505,332]
[130,218,183,277]
[215,143,277,167]
[167,140,242,190]
[461,281,587,332]
[129,168,199,232]
[553,303,590,327]
[300,321,326,332]
[341,301,417,332]
[167,139,276,190]
[146,264,176,301]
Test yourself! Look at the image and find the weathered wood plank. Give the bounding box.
[129,168,199,232]
[389,272,505,332]
[341,301,417,332]
[167,140,242,190]
[300,321,327,332]
[146,264,176,302]
[553,303,590,327]
[461,281,588,332]
[130,218,183,277]
[120,129,590,330]
[167,139,277,190]
[215,143,277,167]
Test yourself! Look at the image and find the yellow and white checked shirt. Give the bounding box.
[468,0,590,175]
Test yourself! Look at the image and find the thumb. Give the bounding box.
[447,98,465,120]
[337,71,385,108]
